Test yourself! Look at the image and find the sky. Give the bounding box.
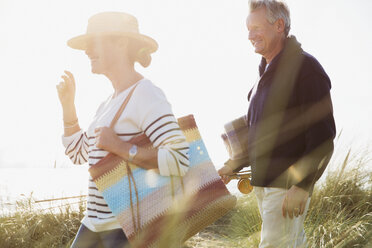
[0,0,371,169]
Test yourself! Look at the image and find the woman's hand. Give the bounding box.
[95,127,123,154]
[57,71,80,136]
[56,70,76,107]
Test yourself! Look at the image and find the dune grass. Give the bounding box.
[0,197,85,248]
[1,152,371,248]
[184,167,372,248]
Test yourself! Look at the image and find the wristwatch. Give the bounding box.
[128,145,138,163]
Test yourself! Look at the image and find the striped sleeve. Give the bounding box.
[134,82,190,177]
[62,130,89,165]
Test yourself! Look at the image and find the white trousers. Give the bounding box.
[254,187,310,248]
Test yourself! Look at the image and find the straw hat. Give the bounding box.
[67,12,158,53]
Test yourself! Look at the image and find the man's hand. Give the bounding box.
[282,185,309,219]
[218,164,233,184]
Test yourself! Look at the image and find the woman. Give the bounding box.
[56,12,189,247]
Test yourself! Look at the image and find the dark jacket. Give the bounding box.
[238,36,336,194]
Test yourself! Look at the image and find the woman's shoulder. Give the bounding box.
[135,78,167,101]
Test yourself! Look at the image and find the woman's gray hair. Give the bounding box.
[249,0,291,36]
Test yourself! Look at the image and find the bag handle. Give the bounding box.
[109,82,141,233]
[109,83,139,129]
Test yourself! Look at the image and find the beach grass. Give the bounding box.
[186,163,372,248]
[1,154,371,248]
[0,196,85,248]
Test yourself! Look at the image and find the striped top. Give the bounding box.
[62,79,190,232]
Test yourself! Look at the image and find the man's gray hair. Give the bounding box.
[249,0,291,36]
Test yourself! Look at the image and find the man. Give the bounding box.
[218,0,336,247]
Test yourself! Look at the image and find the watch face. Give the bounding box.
[129,145,138,161]
[130,145,137,155]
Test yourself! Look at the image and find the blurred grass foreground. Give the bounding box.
[0,150,371,248]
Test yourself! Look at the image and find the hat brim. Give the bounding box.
[67,32,158,53]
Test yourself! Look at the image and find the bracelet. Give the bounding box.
[64,118,78,125]
[64,122,79,129]
[64,119,79,128]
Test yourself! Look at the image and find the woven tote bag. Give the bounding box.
[89,86,237,247]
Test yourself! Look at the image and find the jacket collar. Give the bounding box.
[258,35,303,77]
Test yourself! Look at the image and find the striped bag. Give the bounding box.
[89,87,236,247]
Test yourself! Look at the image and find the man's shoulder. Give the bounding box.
[295,51,332,93]
[299,51,330,80]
